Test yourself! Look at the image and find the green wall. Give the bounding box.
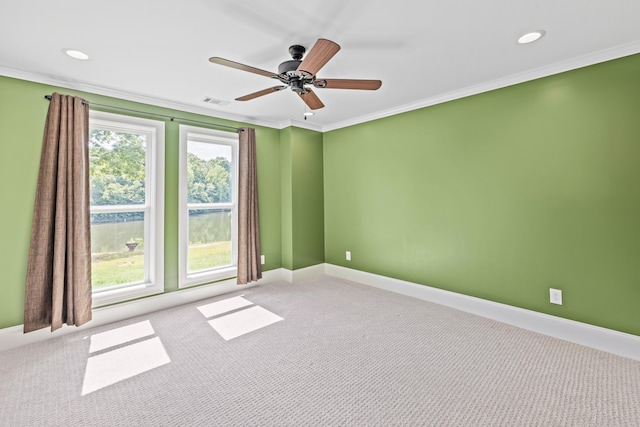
[280,127,294,269]
[3,53,640,337]
[0,76,283,329]
[291,127,325,269]
[324,53,640,336]
[280,127,325,270]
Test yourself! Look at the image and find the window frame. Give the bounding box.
[178,125,239,288]
[89,110,165,307]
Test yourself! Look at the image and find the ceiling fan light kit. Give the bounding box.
[209,38,382,110]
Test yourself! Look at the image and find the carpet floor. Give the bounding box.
[1,276,639,426]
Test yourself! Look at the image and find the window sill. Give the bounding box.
[179,266,238,289]
[92,282,163,308]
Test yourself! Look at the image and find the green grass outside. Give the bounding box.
[187,241,232,271]
[92,251,145,289]
[92,241,232,289]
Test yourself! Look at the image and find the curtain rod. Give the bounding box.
[44,95,242,132]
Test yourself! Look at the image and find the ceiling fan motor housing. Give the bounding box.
[278,60,302,76]
[278,45,306,76]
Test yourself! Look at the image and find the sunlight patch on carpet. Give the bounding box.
[82,336,170,395]
[197,295,253,318]
[88,320,156,353]
[208,305,283,340]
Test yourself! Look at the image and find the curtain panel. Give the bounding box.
[237,127,262,284]
[24,93,92,333]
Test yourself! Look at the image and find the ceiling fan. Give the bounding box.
[209,38,382,110]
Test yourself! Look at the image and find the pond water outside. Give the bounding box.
[91,210,231,253]
[91,211,232,287]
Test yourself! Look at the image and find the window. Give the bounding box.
[89,111,164,306]
[178,125,238,288]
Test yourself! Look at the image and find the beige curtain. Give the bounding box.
[24,93,92,333]
[237,127,262,284]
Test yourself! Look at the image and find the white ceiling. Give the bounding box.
[1,0,640,131]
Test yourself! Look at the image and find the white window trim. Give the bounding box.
[90,110,165,307]
[178,125,239,288]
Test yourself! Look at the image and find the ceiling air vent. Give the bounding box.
[201,96,231,106]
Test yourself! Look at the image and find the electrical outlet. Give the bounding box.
[260,255,265,265]
[550,288,563,305]
[346,251,351,261]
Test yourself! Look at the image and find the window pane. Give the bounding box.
[187,209,232,272]
[187,141,232,204]
[90,129,146,206]
[91,212,145,289]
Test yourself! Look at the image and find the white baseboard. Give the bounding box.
[280,263,326,283]
[291,263,326,282]
[325,264,640,361]
[7,264,636,360]
[0,264,329,353]
[0,269,284,353]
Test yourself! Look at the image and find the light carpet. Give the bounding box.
[1,276,639,426]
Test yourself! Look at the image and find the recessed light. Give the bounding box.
[517,30,546,44]
[62,48,90,60]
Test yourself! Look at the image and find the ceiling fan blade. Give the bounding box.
[236,86,287,101]
[209,57,278,78]
[296,39,341,77]
[314,79,382,90]
[298,89,325,110]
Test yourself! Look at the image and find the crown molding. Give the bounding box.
[323,40,640,132]
[0,65,285,130]
[4,39,640,134]
[284,118,324,132]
